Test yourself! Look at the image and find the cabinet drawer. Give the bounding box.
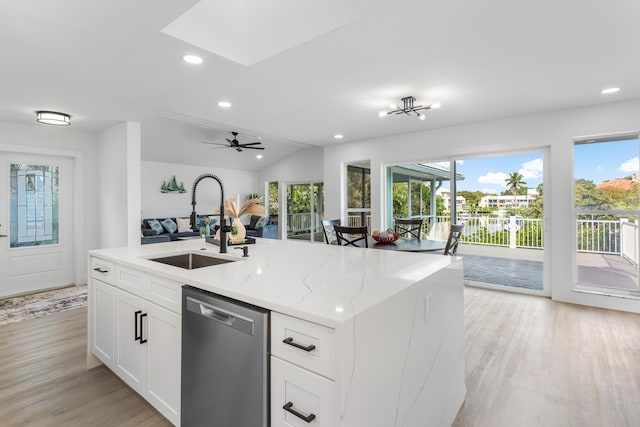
[271,312,335,379]
[271,356,334,427]
[91,258,115,285]
[145,274,182,314]
[115,265,144,297]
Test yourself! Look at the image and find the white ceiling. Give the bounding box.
[1,0,639,171]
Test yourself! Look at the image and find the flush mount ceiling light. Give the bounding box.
[601,87,620,94]
[183,54,203,64]
[378,96,440,120]
[36,111,71,126]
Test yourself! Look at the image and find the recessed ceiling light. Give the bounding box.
[334,134,343,139]
[36,111,71,126]
[256,154,263,159]
[217,101,231,108]
[378,111,388,118]
[430,102,442,109]
[601,87,620,94]
[419,114,426,120]
[183,54,203,65]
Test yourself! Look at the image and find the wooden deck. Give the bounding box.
[458,244,639,293]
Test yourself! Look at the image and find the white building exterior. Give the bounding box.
[479,189,538,210]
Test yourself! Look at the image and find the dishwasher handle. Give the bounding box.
[186,296,256,336]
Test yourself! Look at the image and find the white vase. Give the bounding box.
[229,217,246,243]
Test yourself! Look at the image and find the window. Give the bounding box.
[10,164,59,247]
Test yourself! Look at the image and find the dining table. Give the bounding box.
[370,237,446,252]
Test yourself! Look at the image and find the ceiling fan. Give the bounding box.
[201,131,265,152]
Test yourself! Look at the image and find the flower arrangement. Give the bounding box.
[224,197,265,218]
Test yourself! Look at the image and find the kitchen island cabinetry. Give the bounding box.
[88,238,465,427]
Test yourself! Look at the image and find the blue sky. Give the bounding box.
[441,139,638,194]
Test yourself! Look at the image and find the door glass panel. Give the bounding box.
[10,164,59,247]
[574,138,640,294]
[346,163,371,228]
[286,182,324,242]
[268,181,279,235]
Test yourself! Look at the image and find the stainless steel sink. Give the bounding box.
[149,253,236,270]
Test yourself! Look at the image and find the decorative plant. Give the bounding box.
[246,193,260,200]
[224,197,265,218]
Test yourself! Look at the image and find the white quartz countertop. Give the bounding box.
[89,238,457,328]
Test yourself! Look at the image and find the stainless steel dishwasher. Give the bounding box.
[181,286,269,427]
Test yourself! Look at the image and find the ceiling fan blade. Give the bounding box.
[241,146,265,150]
[225,138,233,144]
[236,148,243,152]
[201,141,229,146]
[239,142,262,146]
[209,146,232,150]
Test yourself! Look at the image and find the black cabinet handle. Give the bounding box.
[134,310,142,341]
[139,313,148,344]
[282,337,316,352]
[283,402,316,423]
[93,267,109,273]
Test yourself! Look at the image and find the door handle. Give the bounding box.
[283,402,316,423]
[139,313,148,344]
[134,310,142,341]
[283,337,316,352]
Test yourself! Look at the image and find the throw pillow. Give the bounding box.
[147,219,164,235]
[176,217,191,233]
[161,218,178,234]
[249,215,261,229]
[255,216,269,228]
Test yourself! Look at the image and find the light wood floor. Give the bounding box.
[1,289,639,426]
[453,287,640,427]
[0,308,170,427]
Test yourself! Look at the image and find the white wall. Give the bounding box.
[257,146,324,186]
[324,98,640,314]
[98,122,141,249]
[0,120,99,285]
[141,161,258,221]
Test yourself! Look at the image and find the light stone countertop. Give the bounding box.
[89,237,457,328]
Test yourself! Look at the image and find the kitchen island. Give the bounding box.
[87,237,465,426]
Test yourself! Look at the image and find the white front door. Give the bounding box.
[0,153,75,297]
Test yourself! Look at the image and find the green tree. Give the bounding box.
[458,191,485,210]
[522,183,543,218]
[504,172,527,213]
[574,179,602,209]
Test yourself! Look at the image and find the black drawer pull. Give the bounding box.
[93,267,109,273]
[283,337,316,352]
[283,401,316,423]
[139,313,148,344]
[134,310,142,341]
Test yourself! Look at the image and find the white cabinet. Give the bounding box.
[144,300,181,424]
[114,288,145,394]
[271,313,336,426]
[271,357,334,427]
[91,279,116,369]
[89,258,181,426]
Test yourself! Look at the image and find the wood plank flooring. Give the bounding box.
[1,288,639,426]
[453,287,640,427]
[0,308,170,427]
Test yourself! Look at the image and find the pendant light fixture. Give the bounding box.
[36,111,71,126]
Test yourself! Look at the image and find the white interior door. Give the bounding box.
[0,152,75,297]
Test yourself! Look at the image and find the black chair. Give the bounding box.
[321,219,341,245]
[334,225,369,248]
[444,224,465,255]
[394,218,423,239]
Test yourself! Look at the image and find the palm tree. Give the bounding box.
[505,172,526,213]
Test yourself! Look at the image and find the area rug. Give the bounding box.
[0,285,87,325]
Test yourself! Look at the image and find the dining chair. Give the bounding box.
[321,219,341,245]
[394,218,423,239]
[334,225,369,248]
[443,224,465,255]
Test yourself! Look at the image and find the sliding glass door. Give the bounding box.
[285,182,324,243]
